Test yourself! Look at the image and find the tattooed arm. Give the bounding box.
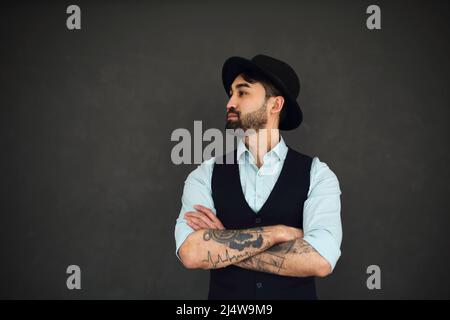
[234,238,332,277]
[183,205,331,277]
[178,216,302,270]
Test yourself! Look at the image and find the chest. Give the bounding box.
[212,148,312,230]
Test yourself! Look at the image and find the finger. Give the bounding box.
[184,213,205,229]
[186,219,202,231]
[186,216,208,230]
[197,209,225,230]
[194,205,225,229]
[185,211,214,226]
[188,216,211,229]
[298,228,304,237]
[188,211,216,229]
[188,215,221,230]
[184,211,198,218]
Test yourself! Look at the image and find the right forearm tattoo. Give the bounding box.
[201,228,272,269]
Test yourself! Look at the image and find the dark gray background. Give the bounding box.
[1,0,449,299]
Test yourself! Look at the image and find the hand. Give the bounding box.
[275,225,304,243]
[184,204,225,231]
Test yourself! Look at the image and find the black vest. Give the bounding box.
[208,146,317,300]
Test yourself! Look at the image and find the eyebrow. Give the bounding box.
[229,82,251,94]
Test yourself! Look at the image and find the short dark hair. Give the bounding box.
[239,69,286,124]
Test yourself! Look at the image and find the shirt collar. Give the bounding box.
[237,135,288,163]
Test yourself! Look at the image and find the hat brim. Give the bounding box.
[222,56,302,131]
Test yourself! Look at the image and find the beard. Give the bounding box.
[225,100,268,131]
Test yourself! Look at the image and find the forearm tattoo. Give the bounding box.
[203,249,257,269]
[237,239,317,274]
[203,228,265,251]
[201,228,269,268]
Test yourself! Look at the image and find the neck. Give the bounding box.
[244,128,280,168]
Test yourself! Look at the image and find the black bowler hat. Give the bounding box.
[222,54,302,130]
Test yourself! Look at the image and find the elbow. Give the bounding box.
[180,255,198,269]
[178,240,204,269]
[315,259,333,278]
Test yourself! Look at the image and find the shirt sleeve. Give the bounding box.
[174,157,216,261]
[302,157,343,271]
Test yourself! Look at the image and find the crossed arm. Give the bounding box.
[178,205,332,278]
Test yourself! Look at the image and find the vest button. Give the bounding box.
[256,282,263,288]
[255,217,261,224]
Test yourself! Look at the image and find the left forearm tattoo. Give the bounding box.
[236,238,317,274]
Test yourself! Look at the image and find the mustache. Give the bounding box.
[227,108,240,117]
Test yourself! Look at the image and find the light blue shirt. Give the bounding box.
[174,136,343,270]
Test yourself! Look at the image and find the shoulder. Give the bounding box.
[309,156,341,195]
[311,157,338,179]
[286,147,314,171]
[287,147,313,161]
[185,157,216,187]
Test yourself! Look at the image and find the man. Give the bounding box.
[174,54,342,300]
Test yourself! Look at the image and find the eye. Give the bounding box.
[238,91,247,97]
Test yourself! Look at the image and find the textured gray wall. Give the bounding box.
[1,0,449,299]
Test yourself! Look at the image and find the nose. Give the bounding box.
[226,96,237,113]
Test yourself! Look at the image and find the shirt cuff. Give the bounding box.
[303,230,341,271]
[175,226,195,262]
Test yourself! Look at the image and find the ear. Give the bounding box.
[270,96,285,115]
